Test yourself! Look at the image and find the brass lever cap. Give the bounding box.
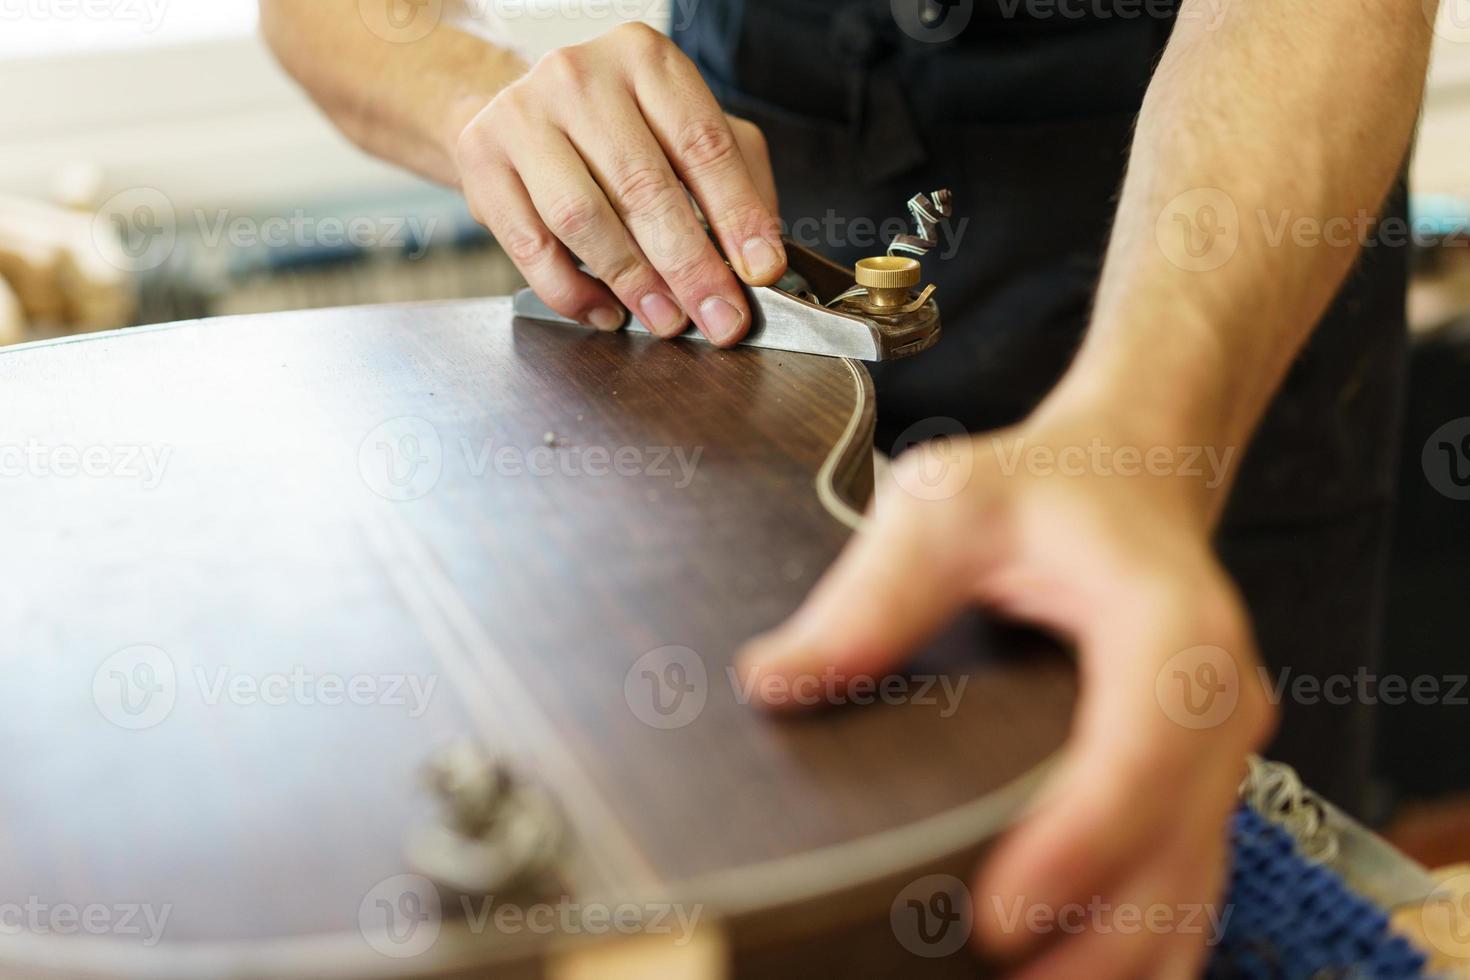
[855,256,922,309]
[855,256,921,290]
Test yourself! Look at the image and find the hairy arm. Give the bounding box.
[1042,0,1437,526]
[258,0,527,186]
[259,2,782,343]
[741,5,1439,975]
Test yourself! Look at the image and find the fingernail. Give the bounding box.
[587,306,625,331]
[741,236,782,280]
[638,293,686,337]
[699,296,745,345]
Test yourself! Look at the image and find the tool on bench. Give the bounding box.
[512,190,953,362]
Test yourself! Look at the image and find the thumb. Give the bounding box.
[735,494,979,711]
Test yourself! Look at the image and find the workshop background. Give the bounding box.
[3,1,1468,855]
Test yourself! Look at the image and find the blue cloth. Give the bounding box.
[1209,807,1428,979]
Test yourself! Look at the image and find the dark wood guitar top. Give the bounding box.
[0,299,1076,977]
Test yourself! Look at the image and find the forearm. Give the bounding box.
[1040,0,1435,523]
[259,0,527,186]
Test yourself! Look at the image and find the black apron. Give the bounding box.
[676,0,1409,818]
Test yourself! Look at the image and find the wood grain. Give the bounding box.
[0,298,1076,977]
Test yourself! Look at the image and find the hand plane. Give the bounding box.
[513,192,952,362]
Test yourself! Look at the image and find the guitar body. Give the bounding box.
[0,299,1076,977]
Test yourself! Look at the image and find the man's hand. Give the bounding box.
[736,414,1276,977]
[454,23,784,343]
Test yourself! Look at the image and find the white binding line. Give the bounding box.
[813,358,870,532]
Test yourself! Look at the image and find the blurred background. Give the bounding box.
[0,0,670,340]
[2,0,1467,848]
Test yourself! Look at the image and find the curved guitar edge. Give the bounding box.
[815,359,878,532]
[0,305,1066,978]
[0,762,1057,980]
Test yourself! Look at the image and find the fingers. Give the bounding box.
[453,24,783,347]
[735,470,989,710]
[1001,815,1230,980]
[459,155,623,330]
[728,115,779,214]
[497,117,695,341]
[975,573,1263,968]
[979,661,1241,949]
[1151,831,1230,980]
[627,35,786,290]
[979,710,1237,977]
[556,84,752,346]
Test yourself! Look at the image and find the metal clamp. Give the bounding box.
[407,739,564,894]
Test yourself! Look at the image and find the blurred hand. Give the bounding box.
[454,23,783,345]
[736,414,1276,978]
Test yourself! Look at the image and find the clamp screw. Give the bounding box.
[855,256,922,309]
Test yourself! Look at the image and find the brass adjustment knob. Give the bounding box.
[855,256,922,309]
